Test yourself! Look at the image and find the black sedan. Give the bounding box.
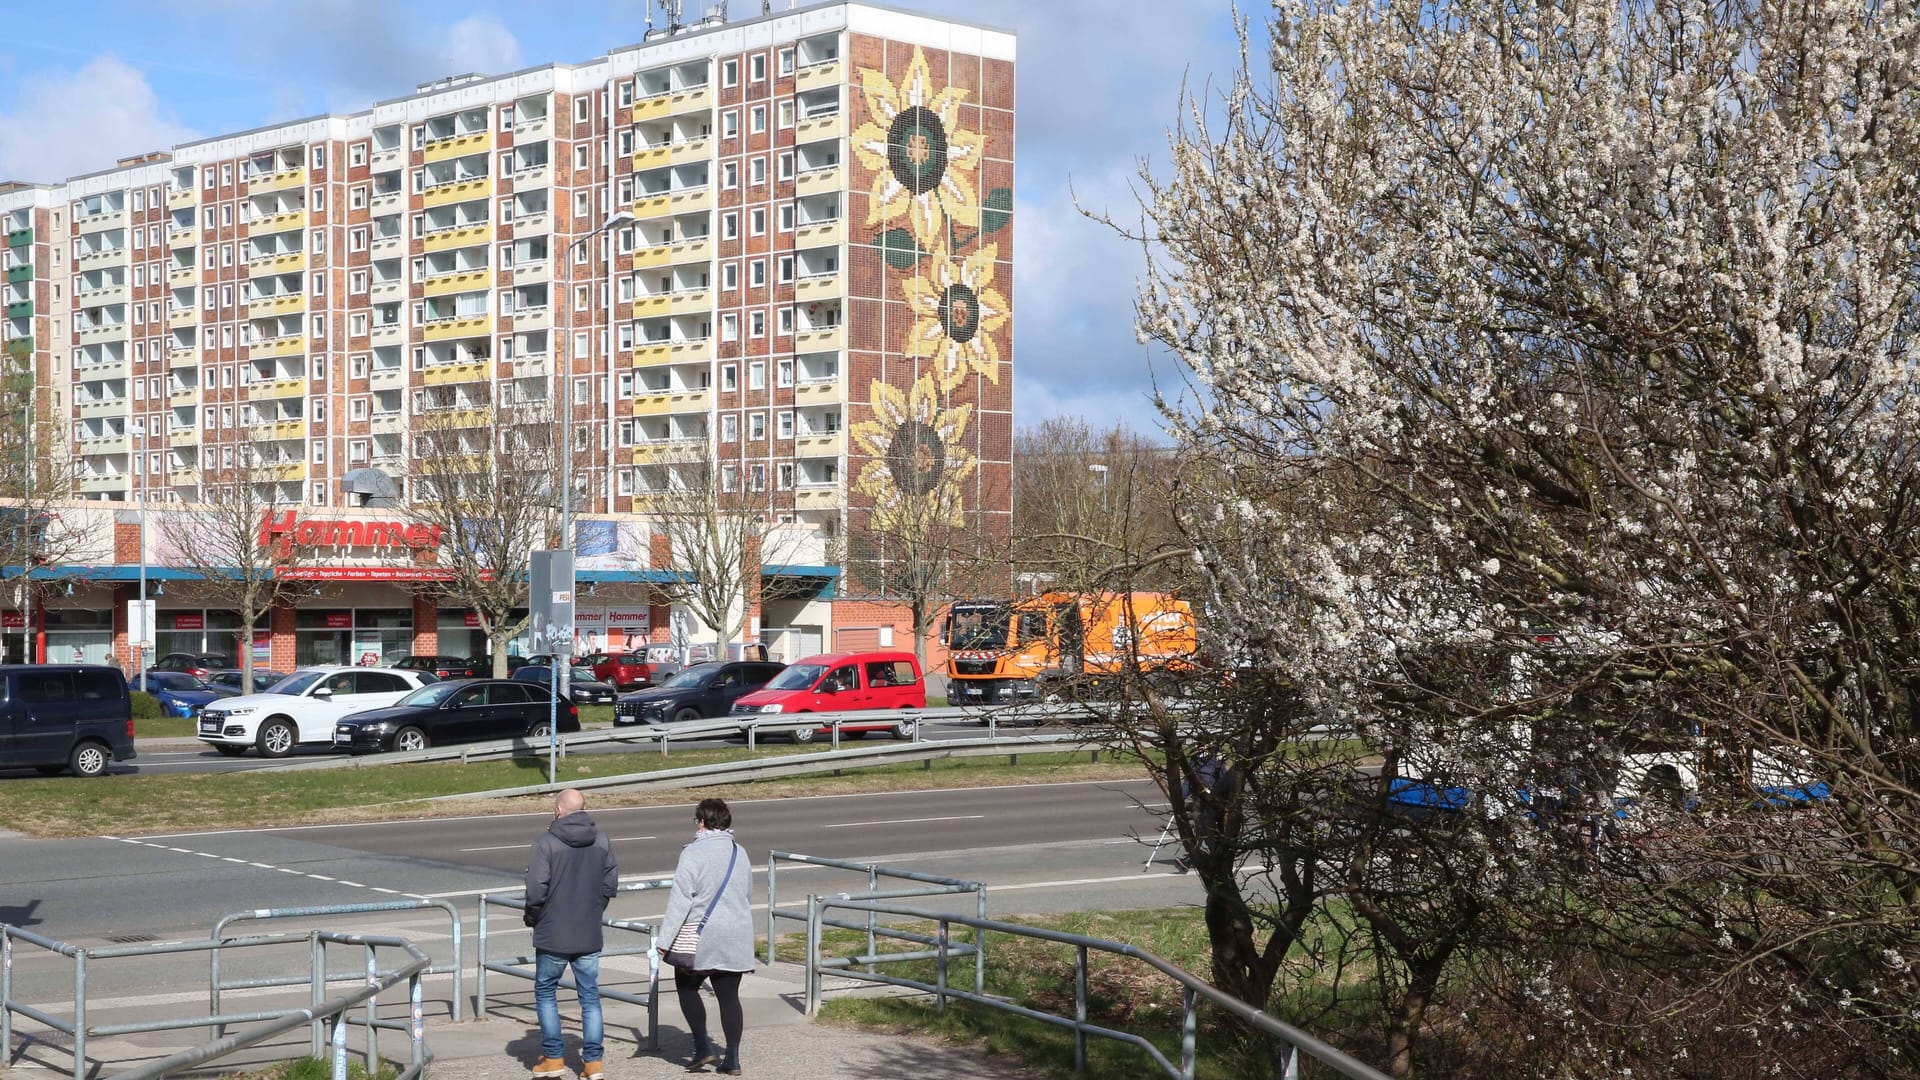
[614,661,786,725]
[511,663,620,704]
[331,679,580,753]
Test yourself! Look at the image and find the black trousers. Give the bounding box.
[674,968,744,1063]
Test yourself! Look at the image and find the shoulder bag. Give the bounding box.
[664,843,739,969]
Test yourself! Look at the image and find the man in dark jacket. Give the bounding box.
[525,788,619,1078]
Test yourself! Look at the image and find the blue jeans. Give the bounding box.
[534,950,603,1063]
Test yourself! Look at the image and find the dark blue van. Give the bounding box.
[0,665,137,777]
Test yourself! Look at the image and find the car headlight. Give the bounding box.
[224,706,257,716]
[758,703,785,714]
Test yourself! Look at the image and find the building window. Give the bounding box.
[750,54,766,83]
[721,464,738,492]
[749,310,765,337]
[721,365,737,391]
[777,307,794,334]
[721,313,739,341]
[722,59,739,87]
[749,463,766,491]
[749,157,766,187]
[722,161,738,190]
[575,96,592,122]
[722,213,739,241]
[749,260,765,287]
[351,142,367,166]
[778,101,794,129]
[750,105,766,134]
[722,110,739,139]
[748,362,765,391]
[721,414,738,442]
[777,411,794,439]
[778,152,794,182]
[777,255,793,283]
[779,48,795,76]
[777,463,794,490]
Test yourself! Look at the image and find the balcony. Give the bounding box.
[170,265,196,286]
[167,342,197,365]
[670,288,711,314]
[169,225,196,251]
[669,85,713,116]
[671,235,713,263]
[77,473,126,494]
[630,391,672,417]
[795,273,841,303]
[168,306,197,329]
[424,130,490,163]
[631,294,671,318]
[76,282,130,307]
[371,323,405,347]
[421,359,490,385]
[795,486,840,511]
[665,388,712,413]
[424,223,490,253]
[631,343,671,366]
[74,205,129,233]
[371,144,404,172]
[250,209,306,235]
[169,383,198,402]
[795,431,844,457]
[248,293,304,317]
[246,377,307,400]
[249,250,306,273]
[632,244,673,270]
[76,396,126,418]
[668,338,711,361]
[796,165,842,197]
[422,268,492,297]
[794,218,844,247]
[370,412,405,434]
[631,193,673,220]
[76,246,126,268]
[371,190,404,214]
[248,336,306,359]
[249,166,307,194]
[263,418,309,440]
[371,233,404,258]
[629,439,705,464]
[423,176,491,209]
[794,112,845,144]
[794,325,844,352]
[169,427,200,447]
[796,59,842,94]
[631,93,672,124]
[5,301,31,320]
[631,144,672,171]
[370,365,405,389]
[507,305,550,331]
[370,279,404,304]
[169,188,195,210]
[794,379,841,406]
[509,210,551,236]
[6,229,30,248]
[5,265,29,284]
[75,322,127,345]
[668,187,712,213]
[671,136,711,165]
[422,313,491,341]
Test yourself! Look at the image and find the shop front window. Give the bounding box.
[295,608,413,667]
[42,608,113,667]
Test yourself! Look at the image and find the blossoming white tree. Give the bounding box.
[1124,0,1920,1073]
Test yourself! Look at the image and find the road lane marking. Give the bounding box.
[823,815,986,829]
[108,837,423,898]
[457,834,656,853]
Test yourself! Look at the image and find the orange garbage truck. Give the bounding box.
[944,591,1198,705]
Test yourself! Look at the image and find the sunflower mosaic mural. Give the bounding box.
[851,47,986,251]
[903,241,1009,391]
[850,372,978,534]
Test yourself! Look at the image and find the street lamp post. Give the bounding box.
[1088,463,1110,512]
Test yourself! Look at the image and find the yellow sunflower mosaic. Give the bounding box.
[902,241,1008,391]
[850,372,978,535]
[851,47,986,250]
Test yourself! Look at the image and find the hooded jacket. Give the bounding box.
[524,810,619,955]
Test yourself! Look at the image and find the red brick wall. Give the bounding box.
[411,594,438,655]
[269,604,298,671]
[828,598,949,670]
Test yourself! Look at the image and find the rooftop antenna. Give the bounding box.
[658,0,685,36]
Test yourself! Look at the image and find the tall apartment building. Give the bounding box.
[0,1,1014,668]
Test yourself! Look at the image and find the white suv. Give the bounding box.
[197,667,435,758]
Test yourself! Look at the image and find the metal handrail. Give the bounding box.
[807,899,1391,1080]
[1,922,432,1080]
[476,879,670,1049]
[211,899,465,1024]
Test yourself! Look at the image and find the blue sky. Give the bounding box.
[0,0,1243,436]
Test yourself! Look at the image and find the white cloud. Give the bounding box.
[443,15,523,76]
[0,56,196,183]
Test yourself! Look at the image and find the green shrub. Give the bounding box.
[130,691,161,720]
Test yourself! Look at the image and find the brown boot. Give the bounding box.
[581,1063,606,1079]
[531,1057,567,1078]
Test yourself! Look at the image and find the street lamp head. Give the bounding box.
[597,210,637,233]
[1088,463,1109,475]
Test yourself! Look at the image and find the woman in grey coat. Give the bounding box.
[657,797,754,1075]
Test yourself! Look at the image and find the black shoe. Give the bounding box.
[1170,859,1190,874]
[687,1052,720,1072]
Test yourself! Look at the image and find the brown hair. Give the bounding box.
[695,797,732,830]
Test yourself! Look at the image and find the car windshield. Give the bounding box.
[661,664,722,689]
[264,671,325,696]
[396,682,464,708]
[764,663,827,691]
[947,605,1011,649]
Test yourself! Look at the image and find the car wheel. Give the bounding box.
[212,744,248,758]
[791,723,817,744]
[530,721,553,740]
[394,727,429,753]
[69,740,110,778]
[672,707,701,725]
[892,717,918,740]
[256,719,296,758]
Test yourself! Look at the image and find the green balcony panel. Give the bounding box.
[5,230,30,248]
[5,302,31,319]
[5,265,30,284]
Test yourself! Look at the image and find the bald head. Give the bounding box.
[555,788,586,816]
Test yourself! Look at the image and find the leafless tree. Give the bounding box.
[0,375,87,655]
[844,499,1006,672]
[1011,417,1184,594]
[159,436,307,689]
[644,460,808,658]
[408,393,558,677]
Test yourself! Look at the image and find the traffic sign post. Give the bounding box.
[531,551,576,786]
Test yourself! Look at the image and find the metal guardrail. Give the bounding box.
[806,899,1390,1080]
[476,879,670,1050]
[762,851,988,1012]
[426,730,1105,801]
[1,922,432,1080]
[212,899,466,1029]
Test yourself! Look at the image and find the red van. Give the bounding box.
[730,651,925,741]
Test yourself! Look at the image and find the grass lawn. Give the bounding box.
[4,748,1144,838]
[814,907,1300,1080]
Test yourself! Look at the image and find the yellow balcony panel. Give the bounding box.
[423,176,491,209]
[371,191,404,214]
[168,188,195,210]
[371,235,405,258]
[167,344,198,365]
[252,251,305,273]
[267,419,309,440]
[251,167,308,194]
[369,366,405,388]
[666,388,711,413]
[511,211,552,236]
[251,209,306,235]
[795,274,841,303]
[794,113,845,144]
[630,393,672,417]
[795,486,840,511]
[794,219,844,248]
[168,308,197,329]
[667,187,712,213]
[632,145,672,171]
[168,227,195,251]
[77,475,123,492]
[631,343,671,366]
[795,431,845,457]
[631,295,672,318]
[168,466,197,481]
[670,136,711,165]
[669,289,711,314]
[794,380,841,407]
[422,268,493,298]
[423,130,490,163]
[631,94,672,123]
[267,461,306,482]
[249,336,305,359]
[169,385,199,402]
[169,266,196,286]
[669,237,713,263]
[795,167,841,198]
[796,59,842,94]
[424,224,492,253]
[75,324,127,344]
[509,306,551,332]
[422,313,491,341]
[668,339,711,362]
[169,429,199,446]
[631,193,672,220]
[250,294,305,317]
[794,326,844,352]
[632,245,673,270]
[77,248,126,268]
[422,360,490,385]
[248,377,307,400]
[442,406,491,429]
[76,398,125,418]
[629,441,705,465]
[669,85,713,115]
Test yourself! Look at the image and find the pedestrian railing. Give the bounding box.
[476,879,670,1050]
[761,851,989,1012]
[211,899,467,1027]
[802,899,1391,1080]
[0,921,432,1080]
